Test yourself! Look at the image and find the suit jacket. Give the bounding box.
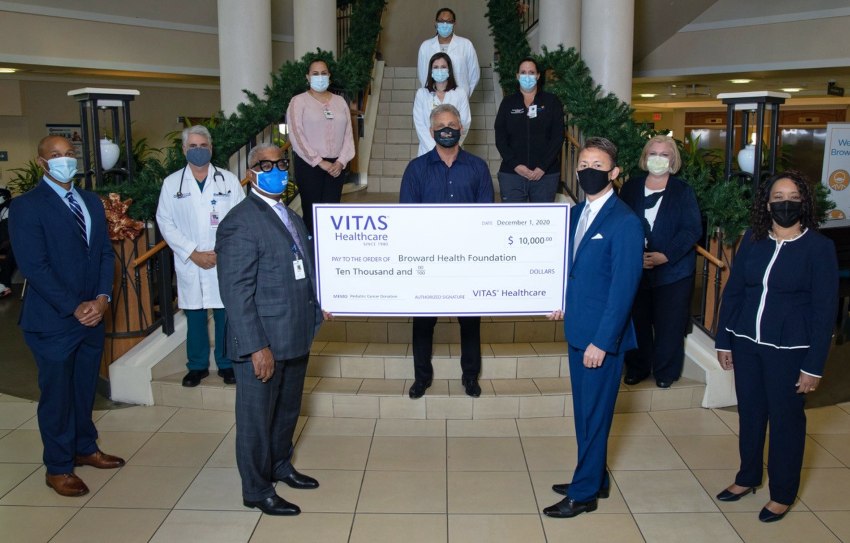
[215,193,323,361]
[564,192,644,353]
[9,180,113,333]
[619,175,702,287]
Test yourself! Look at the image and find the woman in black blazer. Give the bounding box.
[715,171,838,523]
[619,136,702,388]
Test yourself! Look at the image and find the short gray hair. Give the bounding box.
[430,104,461,128]
[181,125,212,147]
[247,143,282,167]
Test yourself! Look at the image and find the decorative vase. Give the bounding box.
[737,144,755,174]
[100,138,120,170]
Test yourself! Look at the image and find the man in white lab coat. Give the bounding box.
[416,7,480,98]
[156,125,245,387]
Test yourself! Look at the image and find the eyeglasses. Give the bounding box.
[251,159,288,172]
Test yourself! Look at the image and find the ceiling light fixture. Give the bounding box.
[639,93,657,98]
[0,67,17,74]
[780,87,802,92]
[729,79,752,84]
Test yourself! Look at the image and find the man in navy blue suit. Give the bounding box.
[543,137,644,518]
[9,135,125,497]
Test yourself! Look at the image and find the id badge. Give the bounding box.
[527,105,538,118]
[293,258,306,280]
[210,211,220,228]
[323,109,335,120]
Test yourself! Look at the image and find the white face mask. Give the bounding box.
[647,155,670,175]
[45,156,78,183]
[309,75,330,92]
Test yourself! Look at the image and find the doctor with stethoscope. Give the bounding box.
[156,125,245,387]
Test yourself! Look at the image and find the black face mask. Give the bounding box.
[577,167,613,195]
[769,200,803,228]
[433,126,461,148]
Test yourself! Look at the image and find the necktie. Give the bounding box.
[274,203,305,255]
[572,204,590,258]
[65,192,88,248]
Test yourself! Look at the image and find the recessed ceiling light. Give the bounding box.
[639,93,657,98]
[781,87,802,92]
[0,67,17,74]
[729,79,752,84]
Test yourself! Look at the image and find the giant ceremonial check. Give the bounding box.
[313,203,570,316]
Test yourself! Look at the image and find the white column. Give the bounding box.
[539,0,580,52]
[580,0,634,103]
[217,0,272,116]
[293,0,336,59]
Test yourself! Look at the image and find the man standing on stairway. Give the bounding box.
[157,125,245,387]
[400,104,493,399]
[417,7,480,98]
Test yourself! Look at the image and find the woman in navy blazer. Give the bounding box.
[619,136,702,387]
[715,171,838,523]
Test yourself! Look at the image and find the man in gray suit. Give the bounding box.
[216,143,324,516]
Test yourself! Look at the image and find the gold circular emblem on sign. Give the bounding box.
[828,209,847,220]
[829,169,850,191]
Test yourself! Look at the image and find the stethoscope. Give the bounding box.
[174,165,230,199]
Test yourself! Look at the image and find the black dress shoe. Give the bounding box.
[243,495,300,516]
[552,482,610,499]
[182,369,209,387]
[409,380,432,399]
[543,497,598,518]
[462,377,481,397]
[218,368,236,385]
[623,373,647,386]
[277,469,319,489]
[716,487,756,502]
[656,379,673,389]
[759,505,789,523]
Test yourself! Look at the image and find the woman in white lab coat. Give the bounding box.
[412,52,471,157]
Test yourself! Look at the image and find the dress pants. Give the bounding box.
[24,324,103,474]
[185,308,232,371]
[233,353,309,501]
[732,338,807,505]
[497,171,560,203]
[568,344,623,501]
[412,316,481,383]
[625,275,693,382]
[293,154,344,236]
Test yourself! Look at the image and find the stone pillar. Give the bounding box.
[293,0,337,59]
[580,0,634,103]
[539,0,580,52]
[217,0,272,115]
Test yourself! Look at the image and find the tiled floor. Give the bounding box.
[2,395,850,542]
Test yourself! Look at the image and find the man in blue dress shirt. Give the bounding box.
[399,104,494,399]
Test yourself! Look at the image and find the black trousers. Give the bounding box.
[732,338,807,505]
[412,316,481,383]
[293,154,343,236]
[625,275,693,382]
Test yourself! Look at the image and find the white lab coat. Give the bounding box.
[412,87,472,156]
[417,34,480,97]
[156,164,245,309]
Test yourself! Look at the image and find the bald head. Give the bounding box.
[38,135,75,160]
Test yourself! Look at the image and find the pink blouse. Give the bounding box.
[286,91,356,168]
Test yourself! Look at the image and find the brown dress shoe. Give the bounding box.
[75,450,126,469]
[46,473,89,497]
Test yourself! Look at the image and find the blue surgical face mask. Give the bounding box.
[518,74,538,92]
[436,22,454,38]
[45,156,77,184]
[310,75,330,92]
[253,168,288,195]
[432,68,449,83]
[186,146,212,167]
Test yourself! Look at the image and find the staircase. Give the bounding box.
[367,66,501,193]
[152,316,706,418]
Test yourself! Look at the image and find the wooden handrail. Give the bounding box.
[565,130,580,149]
[696,244,724,269]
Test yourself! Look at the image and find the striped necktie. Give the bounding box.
[65,192,88,248]
[274,203,305,256]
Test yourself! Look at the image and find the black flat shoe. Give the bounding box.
[552,482,610,499]
[462,377,481,398]
[656,379,673,389]
[409,380,432,399]
[277,469,319,489]
[542,497,598,518]
[182,369,209,387]
[218,368,236,385]
[243,495,300,516]
[623,374,646,386]
[716,487,756,502]
[759,505,789,523]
